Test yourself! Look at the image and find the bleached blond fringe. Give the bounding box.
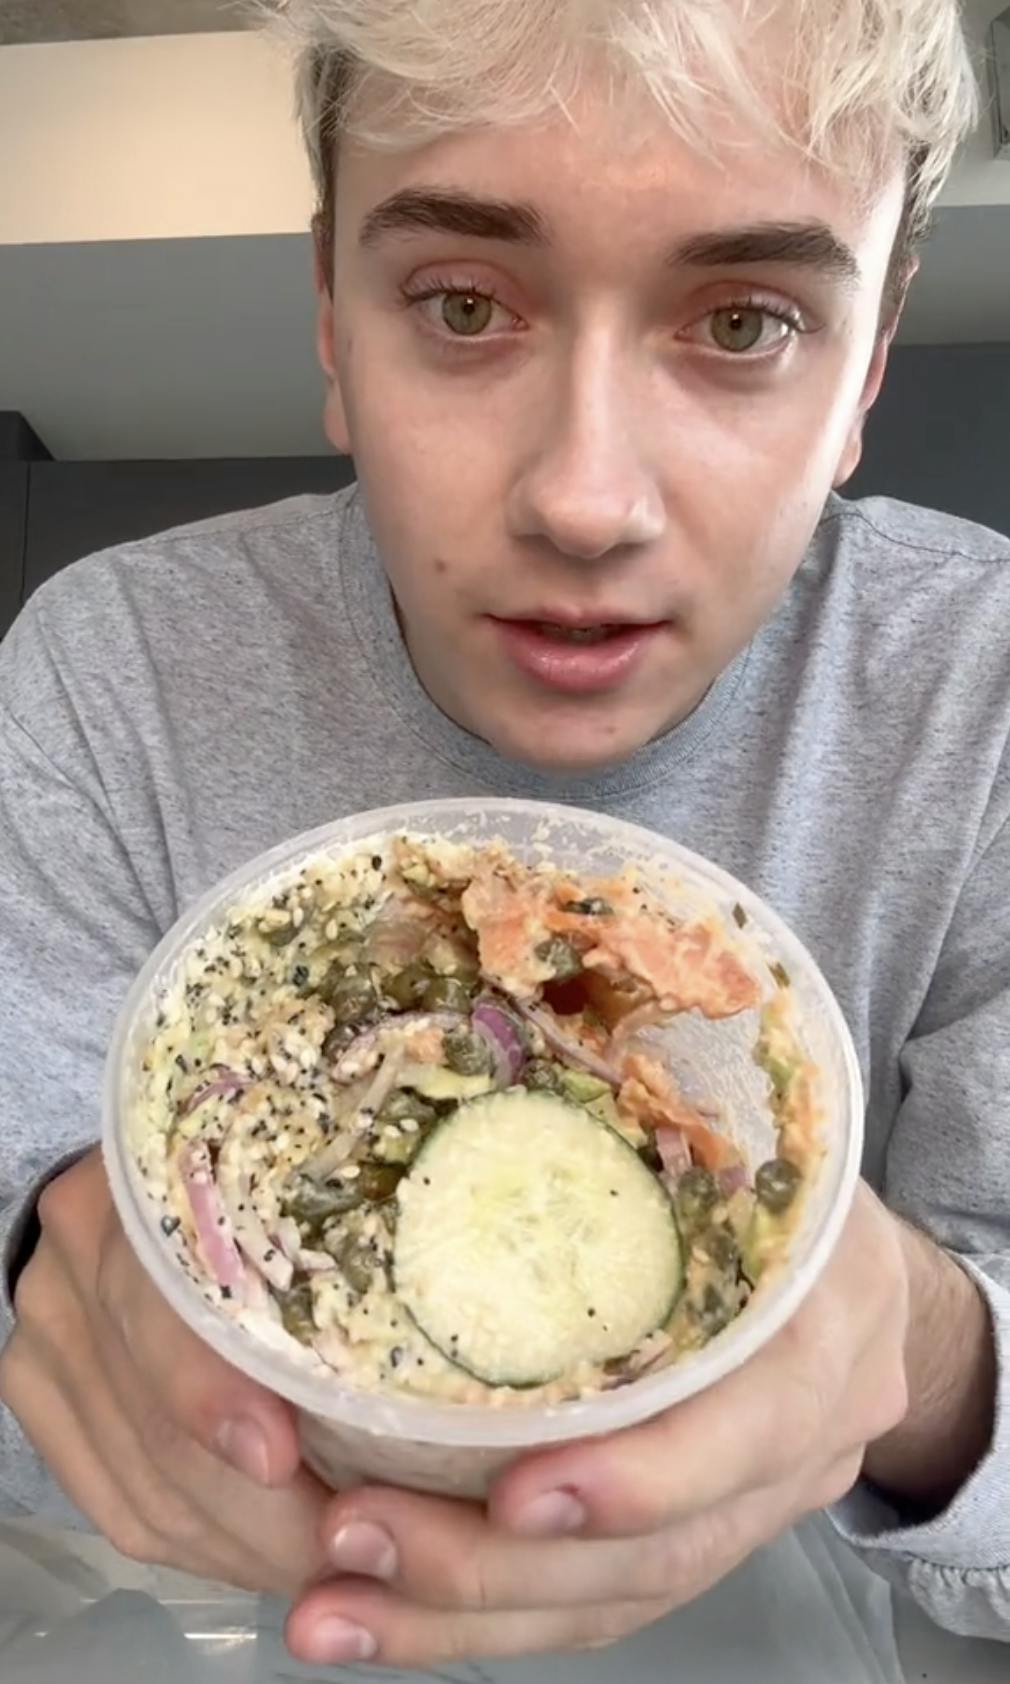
[259,1,980,238]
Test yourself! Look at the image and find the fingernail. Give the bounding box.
[303,1616,378,1665]
[216,1417,271,1486]
[513,1488,587,1538]
[329,1520,398,1581]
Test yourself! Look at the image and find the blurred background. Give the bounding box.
[0,0,1008,635]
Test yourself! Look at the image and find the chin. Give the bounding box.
[482,709,654,776]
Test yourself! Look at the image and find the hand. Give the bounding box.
[0,1149,330,1594]
[286,1183,911,1668]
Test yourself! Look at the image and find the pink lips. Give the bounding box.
[491,619,667,695]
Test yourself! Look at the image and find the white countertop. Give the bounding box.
[0,1517,1004,1684]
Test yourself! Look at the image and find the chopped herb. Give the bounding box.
[732,903,748,928]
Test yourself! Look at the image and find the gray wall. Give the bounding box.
[848,345,1010,536]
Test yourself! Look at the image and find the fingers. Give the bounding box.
[0,1325,160,1567]
[41,1148,302,1489]
[87,1277,329,1594]
[489,1341,809,1540]
[96,1218,301,1487]
[12,1150,330,1595]
[318,1486,670,1613]
[490,1243,887,1542]
[311,1457,838,1625]
[286,1579,669,1670]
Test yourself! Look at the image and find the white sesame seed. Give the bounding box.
[339,1164,361,1181]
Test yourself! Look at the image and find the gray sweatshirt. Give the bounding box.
[0,487,1008,1639]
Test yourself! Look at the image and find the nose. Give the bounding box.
[505,344,666,561]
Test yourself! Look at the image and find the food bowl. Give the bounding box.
[103,798,863,1498]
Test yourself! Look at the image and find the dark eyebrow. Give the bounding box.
[670,221,861,284]
[360,189,549,249]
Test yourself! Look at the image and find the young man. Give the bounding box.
[0,0,1007,1668]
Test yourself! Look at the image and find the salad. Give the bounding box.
[133,835,821,1405]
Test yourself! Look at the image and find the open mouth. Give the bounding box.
[531,623,625,645]
[490,617,668,694]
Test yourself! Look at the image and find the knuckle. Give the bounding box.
[639,1527,692,1601]
[580,1601,654,1650]
[36,1170,84,1246]
[104,1510,164,1567]
[11,1251,52,1325]
[135,1402,186,1470]
[144,1487,208,1557]
[813,1452,864,1510]
[441,1547,495,1613]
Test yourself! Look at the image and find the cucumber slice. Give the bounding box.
[393,1090,682,1387]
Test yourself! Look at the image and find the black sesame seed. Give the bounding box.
[160,1215,181,1237]
[587,1308,597,1318]
[371,856,382,871]
[221,1286,233,1301]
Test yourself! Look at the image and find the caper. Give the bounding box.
[525,1059,563,1094]
[339,1238,381,1295]
[755,1157,801,1213]
[279,1279,316,1344]
[377,1089,437,1128]
[326,971,377,1026]
[443,1026,495,1077]
[385,962,433,1011]
[322,1024,355,1061]
[699,1223,740,1273]
[261,920,297,948]
[421,974,474,1014]
[693,1281,735,1338]
[535,936,584,981]
[358,1162,405,1203]
[284,1178,362,1228]
[675,1166,719,1230]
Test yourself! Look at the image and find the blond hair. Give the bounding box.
[265,0,980,307]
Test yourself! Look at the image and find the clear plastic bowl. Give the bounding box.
[103,798,863,1498]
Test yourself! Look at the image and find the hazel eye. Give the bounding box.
[712,307,767,352]
[440,291,496,336]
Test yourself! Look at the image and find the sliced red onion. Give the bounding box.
[717,1163,750,1197]
[654,1125,693,1180]
[472,999,527,1086]
[216,1128,294,1293]
[517,1003,624,1088]
[178,1142,246,1298]
[176,1068,252,1119]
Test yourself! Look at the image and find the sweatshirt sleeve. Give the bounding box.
[829,814,1010,1641]
[0,600,160,1518]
